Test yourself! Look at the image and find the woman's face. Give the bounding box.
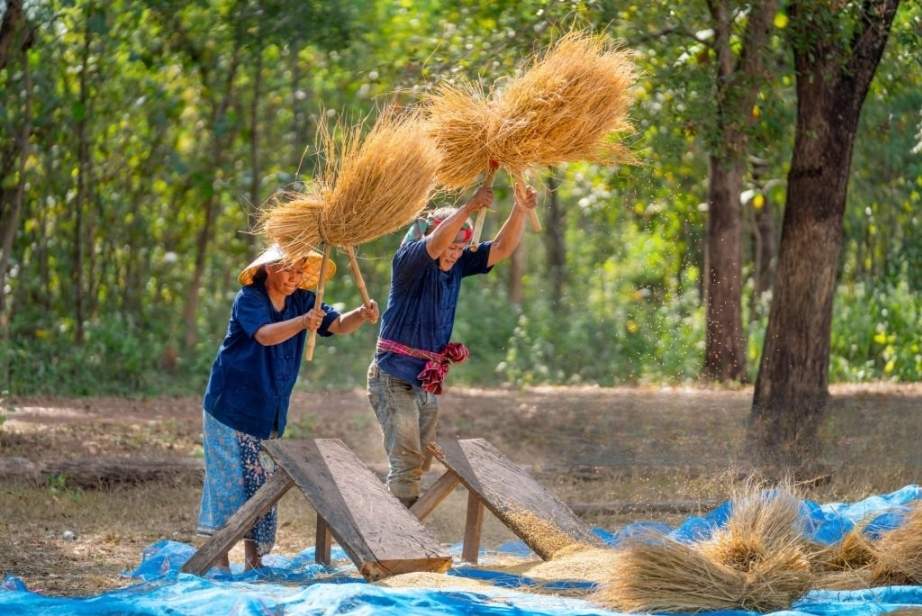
[265,261,305,296]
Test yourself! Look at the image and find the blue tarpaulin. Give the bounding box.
[2,486,921,615]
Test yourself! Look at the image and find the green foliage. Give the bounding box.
[830,280,922,383]
[0,0,918,396]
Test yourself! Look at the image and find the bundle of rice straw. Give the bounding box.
[597,535,811,613]
[424,82,498,251]
[491,30,637,177]
[490,30,637,233]
[425,29,636,245]
[810,506,922,590]
[426,82,496,191]
[870,501,922,585]
[809,519,875,575]
[261,108,440,359]
[699,482,805,566]
[595,483,813,613]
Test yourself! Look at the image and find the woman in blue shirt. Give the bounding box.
[368,180,537,507]
[198,245,378,570]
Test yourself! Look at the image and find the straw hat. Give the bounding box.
[237,244,336,290]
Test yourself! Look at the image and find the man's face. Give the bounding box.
[437,242,466,271]
[266,261,305,296]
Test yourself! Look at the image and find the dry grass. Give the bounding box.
[423,30,637,193]
[813,567,876,590]
[595,536,811,613]
[3,385,920,595]
[260,108,440,262]
[490,30,637,175]
[699,481,804,568]
[595,483,813,613]
[424,82,496,190]
[811,502,922,588]
[809,520,875,573]
[870,502,922,585]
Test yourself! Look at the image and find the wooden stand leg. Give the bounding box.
[462,491,484,564]
[410,470,460,521]
[315,513,333,565]
[182,470,294,574]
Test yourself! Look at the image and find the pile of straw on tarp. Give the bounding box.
[810,502,922,590]
[595,483,813,613]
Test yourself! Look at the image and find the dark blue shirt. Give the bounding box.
[375,239,493,387]
[203,281,339,438]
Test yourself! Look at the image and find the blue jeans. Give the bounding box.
[367,361,439,500]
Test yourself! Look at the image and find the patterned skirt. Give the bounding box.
[196,410,278,556]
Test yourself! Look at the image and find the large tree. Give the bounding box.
[748,0,902,465]
[702,0,779,381]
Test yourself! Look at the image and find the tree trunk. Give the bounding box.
[543,172,565,309]
[748,156,776,317]
[0,0,25,71]
[749,0,901,466]
[702,0,778,382]
[0,47,31,326]
[704,156,746,380]
[752,165,776,298]
[748,192,776,323]
[72,9,94,344]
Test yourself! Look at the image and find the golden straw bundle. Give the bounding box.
[870,502,922,585]
[596,536,812,613]
[595,483,813,613]
[491,31,637,174]
[700,482,804,566]
[425,82,496,190]
[425,29,637,242]
[261,109,440,262]
[260,108,440,359]
[809,520,875,574]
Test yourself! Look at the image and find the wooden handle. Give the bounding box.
[305,243,331,362]
[469,165,499,251]
[512,171,541,233]
[345,245,377,324]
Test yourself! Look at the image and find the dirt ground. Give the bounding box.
[1,383,920,595]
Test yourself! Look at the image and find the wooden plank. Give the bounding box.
[430,438,603,560]
[264,439,451,580]
[315,514,332,565]
[410,470,460,521]
[461,491,484,564]
[182,469,294,574]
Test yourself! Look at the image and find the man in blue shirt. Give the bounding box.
[368,180,538,506]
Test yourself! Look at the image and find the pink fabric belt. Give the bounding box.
[376,338,470,395]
